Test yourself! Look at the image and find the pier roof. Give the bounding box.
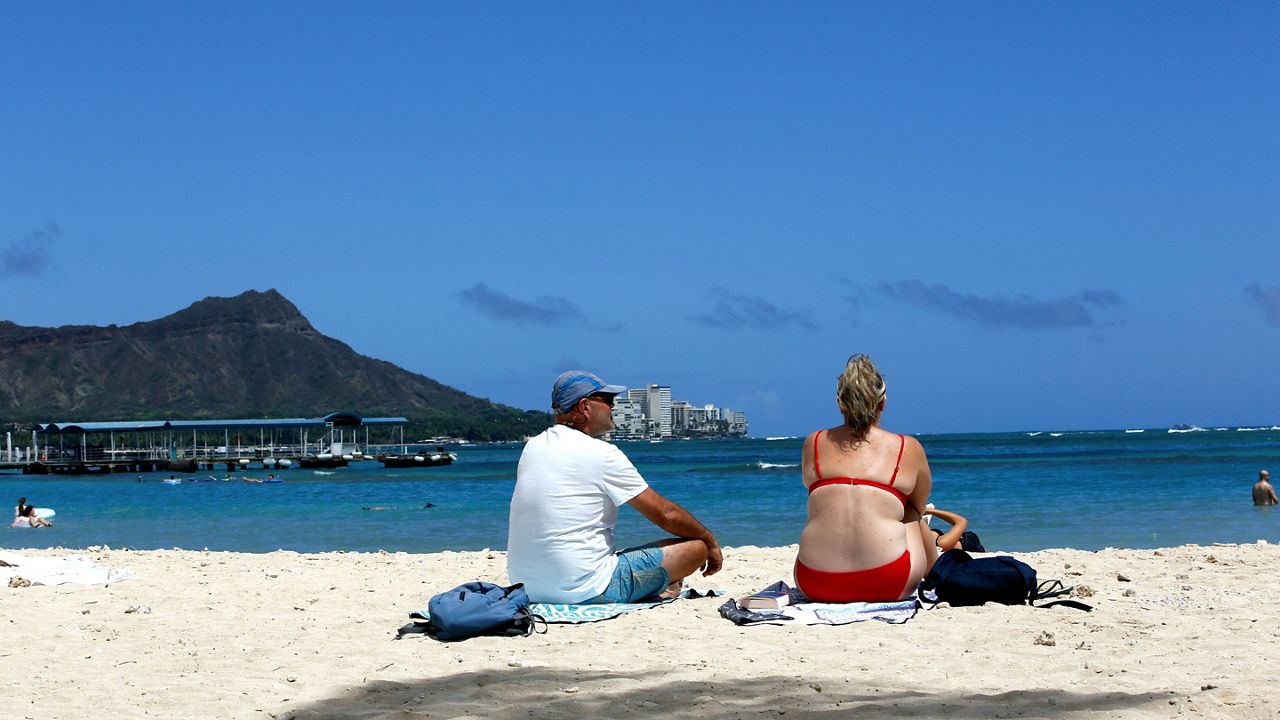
[33,414,408,434]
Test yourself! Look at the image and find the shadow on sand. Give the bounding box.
[283,666,1172,719]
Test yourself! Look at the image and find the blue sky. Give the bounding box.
[2,3,1276,436]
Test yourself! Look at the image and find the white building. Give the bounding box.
[645,385,672,438]
[611,397,648,440]
[608,383,745,439]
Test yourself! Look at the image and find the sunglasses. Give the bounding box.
[583,394,615,407]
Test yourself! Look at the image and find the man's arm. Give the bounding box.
[627,487,722,575]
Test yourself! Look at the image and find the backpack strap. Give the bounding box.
[1030,580,1093,612]
[515,607,549,637]
[395,617,432,639]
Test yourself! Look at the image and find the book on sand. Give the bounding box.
[739,589,790,610]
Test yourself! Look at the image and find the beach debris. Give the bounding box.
[1201,684,1217,691]
[124,604,151,614]
[1075,585,1094,598]
[8,576,31,588]
[1034,631,1056,646]
[809,683,823,693]
[1116,573,1131,582]
[1206,555,1219,564]
[1122,589,1136,597]
[287,676,297,683]
[563,687,580,694]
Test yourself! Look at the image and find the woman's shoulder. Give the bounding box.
[883,430,927,460]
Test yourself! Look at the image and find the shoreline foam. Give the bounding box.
[2,542,1276,719]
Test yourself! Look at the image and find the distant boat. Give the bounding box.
[299,454,349,469]
[378,452,455,468]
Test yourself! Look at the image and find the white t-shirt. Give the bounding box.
[507,425,649,603]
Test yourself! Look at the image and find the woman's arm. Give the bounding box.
[926,507,968,551]
[905,436,932,518]
[800,431,819,490]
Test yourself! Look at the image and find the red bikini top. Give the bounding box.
[807,430,909,508]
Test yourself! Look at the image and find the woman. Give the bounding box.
[11,504,51,528]
[795,354,935,602]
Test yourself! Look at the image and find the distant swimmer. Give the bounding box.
[1253,470,1278,506]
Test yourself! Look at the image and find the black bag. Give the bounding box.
[919,549,1092,611]
[396,581,546,641]
[958,530,986,552]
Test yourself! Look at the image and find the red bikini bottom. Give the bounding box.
[794,549,912,603]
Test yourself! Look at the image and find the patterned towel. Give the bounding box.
[719,581,918,626]
[533,588,723,624]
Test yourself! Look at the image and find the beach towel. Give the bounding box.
[719,581,918,626]
[532,588,723,624]
[0,551,134,586]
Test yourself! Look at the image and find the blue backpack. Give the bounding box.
[397,581,546,642]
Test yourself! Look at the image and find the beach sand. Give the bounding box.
[2,542,1277,719]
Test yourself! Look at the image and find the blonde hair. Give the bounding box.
[836,354,886,439]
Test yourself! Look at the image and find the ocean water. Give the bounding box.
[2,427,1278,554]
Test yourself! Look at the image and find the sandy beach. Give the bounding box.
[2,541,1277,719]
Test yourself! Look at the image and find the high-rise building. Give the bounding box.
[645,385,672,438]
[611,397,647,440]
[607,383,746,439]
[671,401,694,433]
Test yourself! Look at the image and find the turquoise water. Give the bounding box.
[2,427,1278,553]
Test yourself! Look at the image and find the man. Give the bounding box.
[1253,470,1278,506]
[507,371,722,603]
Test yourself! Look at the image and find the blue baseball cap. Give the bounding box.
[552,371,626,413]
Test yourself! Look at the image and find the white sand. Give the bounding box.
[2,542,1277,719]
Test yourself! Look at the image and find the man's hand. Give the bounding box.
[702,541,723,576]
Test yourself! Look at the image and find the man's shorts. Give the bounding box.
[583,543,670,604]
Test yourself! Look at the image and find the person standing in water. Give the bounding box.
[1253,470,1278,506]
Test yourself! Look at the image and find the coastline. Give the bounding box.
[3,542,1276,719]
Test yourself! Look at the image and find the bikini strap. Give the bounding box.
[888,434,906,486]
[812,430,824,480]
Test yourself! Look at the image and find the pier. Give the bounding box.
[1,413,415,475]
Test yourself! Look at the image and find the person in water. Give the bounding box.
[14,496,27,523]
[1253,470,1278,506]
[795,354,935,603]
[12,504,51,528]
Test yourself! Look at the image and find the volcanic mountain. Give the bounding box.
[0,289,545,440]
